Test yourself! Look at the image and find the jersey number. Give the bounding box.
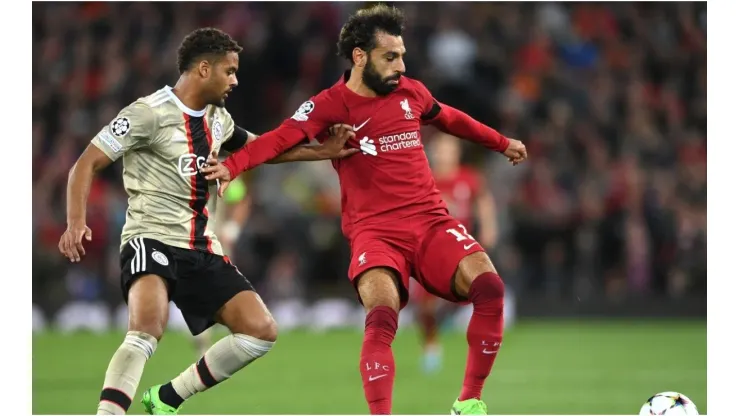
[446,224,475,242]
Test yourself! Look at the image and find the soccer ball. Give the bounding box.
[639,392,700,415]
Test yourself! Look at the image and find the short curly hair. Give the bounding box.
[337,4,406,63]
[177,28,243,74]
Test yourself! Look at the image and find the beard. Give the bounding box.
[362,60,401,96]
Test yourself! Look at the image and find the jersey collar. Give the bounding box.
[164,86,207,117]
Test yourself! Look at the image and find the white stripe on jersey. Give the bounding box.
[143,89,170,107]
[149,90,171,108]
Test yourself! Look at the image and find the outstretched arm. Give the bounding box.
[241,125,357,164]
[414,80,527,165]
[201,124,356,197]
[220,124,311,175]
[427,103,527,165]
[425,103,508,150]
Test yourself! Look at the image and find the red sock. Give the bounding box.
[359,306,398,415]
[459,272,505,401]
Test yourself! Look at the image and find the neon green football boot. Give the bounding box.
[451,398,488,415]
[141,385,179,415]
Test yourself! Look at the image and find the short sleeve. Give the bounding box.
[220,109,236,144]
[282,90,339,140]
[91,102,156,162]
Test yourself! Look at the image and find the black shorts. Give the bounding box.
[120,237,255,336]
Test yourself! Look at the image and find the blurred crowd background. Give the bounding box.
[32,2,706,321]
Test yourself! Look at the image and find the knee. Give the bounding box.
[249,314,278,343]
[259,316,279,343]
[364,306,398,346]
[128,318,166,341]
[468,272,505,307]
[363,297,400,314]
[356,268,402,313]
[238,314,278,343]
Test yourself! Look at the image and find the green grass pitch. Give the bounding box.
[32,320,706,414]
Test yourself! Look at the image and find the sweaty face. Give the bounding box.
[207,52,239,107]
[361,32,406,96]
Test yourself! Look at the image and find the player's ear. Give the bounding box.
[353,47,367,68]
[197,60,211,78]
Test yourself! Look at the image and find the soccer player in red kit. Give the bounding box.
[203,5,527,415]
[412,133,498,374]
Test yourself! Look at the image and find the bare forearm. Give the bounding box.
[66,162,96,224]
[267,145,328,164]
[66,145,112,224]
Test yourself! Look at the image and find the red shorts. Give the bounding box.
[347,213,485,309]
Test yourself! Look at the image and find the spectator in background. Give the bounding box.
[32,2,706,316]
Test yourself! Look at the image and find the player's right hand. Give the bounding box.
[503,139,527,166]
[58,222,92,263]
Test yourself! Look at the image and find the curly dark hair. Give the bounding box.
[337,4,406,62]
[177,28,243,74]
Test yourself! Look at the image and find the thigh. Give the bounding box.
[415,216,486,303]
[127,275,170,339]
[172,252,256,336]
[120,237,178,302]
[119,237,177,338]
[349,233,412,309]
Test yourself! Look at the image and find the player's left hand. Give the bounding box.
[202,151,232,197]
[321,124,359,159]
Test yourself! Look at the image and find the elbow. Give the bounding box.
[69,158,99,180]
[68,161,82,180]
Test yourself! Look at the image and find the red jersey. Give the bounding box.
[282,74,447,237]
[223,72,510,238]
[434,167,481,230]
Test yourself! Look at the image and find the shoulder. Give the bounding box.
[291,87,343,122]
[127,88,181,125]
[399,76,436,108]
[139,87,172,108]
[111,99,158,137]
[400,76,429,94]
[211,105,233,121]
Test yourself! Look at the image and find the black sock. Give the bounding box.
[158,382,185,408]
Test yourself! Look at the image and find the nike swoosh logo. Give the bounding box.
[368,374,387,381]
[463,243,477,250]
[482,349,498,355]
[353,118,371,131]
